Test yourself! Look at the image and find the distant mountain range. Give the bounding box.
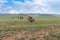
[0,13,60,17]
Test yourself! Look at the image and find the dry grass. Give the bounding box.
[0,16,60,40]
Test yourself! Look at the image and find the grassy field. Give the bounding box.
[0,14,60,40]
[0,15,60,30]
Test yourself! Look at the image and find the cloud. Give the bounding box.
[8,10,19,14]
[0,0,8,14]
[0,0,8,3]
[12,0,50,14]
[0,0,60,14]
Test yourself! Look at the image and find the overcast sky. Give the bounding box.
[0,0,60,14]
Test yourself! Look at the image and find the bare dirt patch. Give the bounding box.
[1,27,60,40]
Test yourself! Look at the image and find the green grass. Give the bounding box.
[0,15,60,31]
[0,15,60,40]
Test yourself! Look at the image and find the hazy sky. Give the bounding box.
[0,0,60,14]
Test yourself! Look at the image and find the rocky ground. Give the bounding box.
[0,27,60,40]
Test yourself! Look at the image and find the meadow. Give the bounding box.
[0,14,60,40]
